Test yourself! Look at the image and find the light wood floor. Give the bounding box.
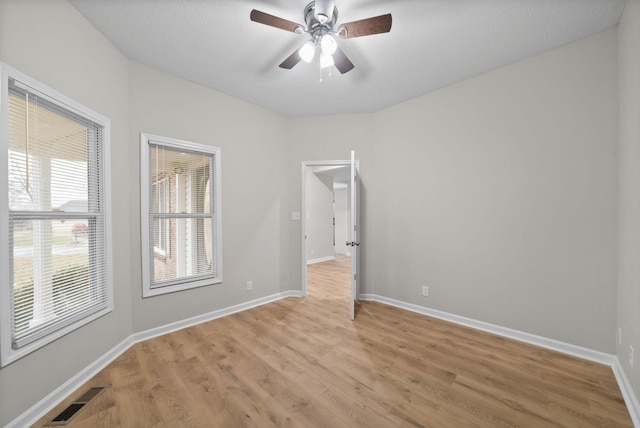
[34,254,633,427]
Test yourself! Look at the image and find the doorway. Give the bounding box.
[301,156,359,320]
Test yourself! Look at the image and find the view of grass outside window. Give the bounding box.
[11,219,92,337]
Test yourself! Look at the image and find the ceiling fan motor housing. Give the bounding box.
[304,1,338,37]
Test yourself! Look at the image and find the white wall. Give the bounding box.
[617,0,640,403]
[372,29,618,352]
[129,62,289,332]
[305,168,335,263]
[0,0,131,425]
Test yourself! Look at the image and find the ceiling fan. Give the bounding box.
[250,0,392,74]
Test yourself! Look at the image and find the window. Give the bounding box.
[140,133,221,297]
[0,64,112,366]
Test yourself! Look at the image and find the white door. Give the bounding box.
[349,150,360,320]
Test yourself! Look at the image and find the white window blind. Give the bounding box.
[141,134,221,297]
[1,66,112,365]
[152,177,170,256]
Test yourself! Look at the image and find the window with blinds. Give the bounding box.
[0,65,112,366]
[140,133,221,297]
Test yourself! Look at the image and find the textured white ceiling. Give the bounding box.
[69,0,624,116]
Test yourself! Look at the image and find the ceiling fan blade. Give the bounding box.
[338,14,392,38]
[279,48,303,69]
[250,9,303,33]
[333,47,354,74]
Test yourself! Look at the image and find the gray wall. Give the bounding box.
[286,114,376,295]
[306,168,336,262]
[286,30,618,354]
[618,0,640,405]
[0,0,630,424]
[0,0,132,424]
[334,187,348,255]
[128,62,289,332]
[371,28,618,352]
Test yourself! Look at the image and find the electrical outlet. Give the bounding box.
[421,286,429,297]
[630,345,634,369]
[246,280,253,292]
[618,327,622,345]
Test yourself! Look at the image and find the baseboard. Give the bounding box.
[12,290,639,428]
[359,294,614,365]
[6,336,134,428]
[611,357,640,427]
[8,290,302,428]
[307,256,335,265]
[363,293,640,424]
[133,290,303,343]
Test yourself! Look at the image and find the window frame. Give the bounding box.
[0,63,113,367]
[140,133,222,297]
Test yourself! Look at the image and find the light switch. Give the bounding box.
[291,211,301,221]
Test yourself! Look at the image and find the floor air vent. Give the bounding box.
[46,386,108,426]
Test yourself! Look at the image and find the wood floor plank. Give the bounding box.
[32,254,633,427]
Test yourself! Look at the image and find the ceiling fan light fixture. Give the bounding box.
[320,34,337,55]
[299,40,316,63]
[320,51,334,68]
[250,2,392,74]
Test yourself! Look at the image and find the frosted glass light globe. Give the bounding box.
[320,35,337,55]
[299,40,316,63]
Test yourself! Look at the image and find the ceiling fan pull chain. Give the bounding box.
[319,61,333,83]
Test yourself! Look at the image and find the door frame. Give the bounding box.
[301,159,356,296]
